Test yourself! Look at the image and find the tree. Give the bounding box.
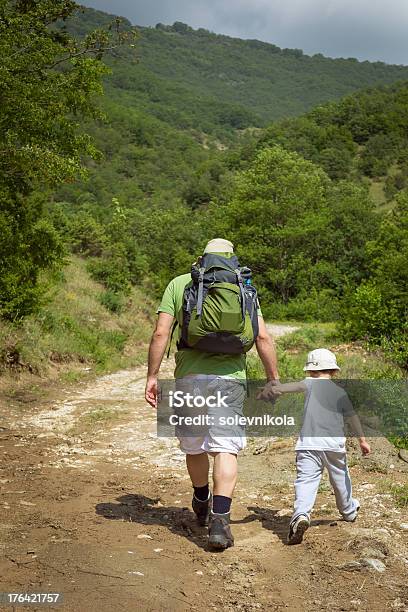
[211,146,331,303]
[0,0,136,319]
[171,21,192,34]
[210,146,378,320]
[341,192,408,367]
[317,147,352,180]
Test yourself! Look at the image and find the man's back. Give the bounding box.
[157,273,246,380]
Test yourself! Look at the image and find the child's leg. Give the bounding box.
[322,451,359,520]
[291,450,324,523]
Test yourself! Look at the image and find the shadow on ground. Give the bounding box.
[247,506,335,544]
[96,493,212,550]
[96,494,263,552]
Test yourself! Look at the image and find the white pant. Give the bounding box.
[292,450,359,523]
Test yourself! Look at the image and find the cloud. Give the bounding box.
[81,0,408,64]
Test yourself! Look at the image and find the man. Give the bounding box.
[145,238,279,550]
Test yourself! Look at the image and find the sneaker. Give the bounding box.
[287,515,310,545]
[208,512,234,550]
[343,501,360,523]
[192,493,212,526]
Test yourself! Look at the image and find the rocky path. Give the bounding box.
[266,324,300,338]
[0,325,407,611]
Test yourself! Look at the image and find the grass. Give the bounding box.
[369,179,387,207]
[247,322,404,381]
[380,481,408,508]
[248,322,344,380]
[277,322,339,353]
[0,256,154,384]
[318,481,331,493]
[267,482,291,495]
[84,406,126,424]
[60,371,86,384]
[363,461,389,474]
[388,436,408,450]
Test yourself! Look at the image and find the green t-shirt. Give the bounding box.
[157,273,261,380]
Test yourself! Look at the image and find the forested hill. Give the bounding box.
[2,1,406,376]
[68,8,408,138]
[254,82,408,205]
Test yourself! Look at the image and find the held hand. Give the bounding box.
[145,376,158,408]
[256,379,281,401]
[360,439,371,456]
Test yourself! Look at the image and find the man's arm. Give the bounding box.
[145,312,174,408]
[255,317,279,381]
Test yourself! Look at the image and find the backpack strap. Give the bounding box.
[235,268,246,319]
[196,266,206,317]
[166,319,178,358]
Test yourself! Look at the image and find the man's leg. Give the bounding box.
[213,452,238,495]
[205,378,246,550]
[186,451,210,497]
[175,376,212,525]
[186,452,210,486]
[186,452,211,526]
[205,451,239,550]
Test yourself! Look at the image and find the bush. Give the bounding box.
[246,346,301,381]
[380,329,408,371]
[278,324,339,352]
[87,255,131,294]
[0,199,65,320]
[340,192,408,368]
[99,290,126,314]
[262,289,341,322]
[341,282,399,341]
[69,212,107,257]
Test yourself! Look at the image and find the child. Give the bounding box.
[258,348,371,545]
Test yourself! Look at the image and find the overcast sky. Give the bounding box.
[81,0,408,65]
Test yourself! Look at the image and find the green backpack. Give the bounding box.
[175,253,259,355]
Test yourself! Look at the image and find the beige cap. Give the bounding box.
[303,348,340,371]
[203,238,234,254]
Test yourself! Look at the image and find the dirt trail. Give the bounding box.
[0,325,407,611]
[266,324,300,338]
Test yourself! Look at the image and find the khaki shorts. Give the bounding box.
[175,374,246,455]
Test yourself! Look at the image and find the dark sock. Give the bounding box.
[213,495,232,514]
[193,484,209,502]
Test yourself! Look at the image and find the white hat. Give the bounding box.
[303,348,340,371]
[203,238,234,254]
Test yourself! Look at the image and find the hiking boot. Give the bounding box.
[208,512,234,550]
[192,493,212,526]
[287,515,310,545]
